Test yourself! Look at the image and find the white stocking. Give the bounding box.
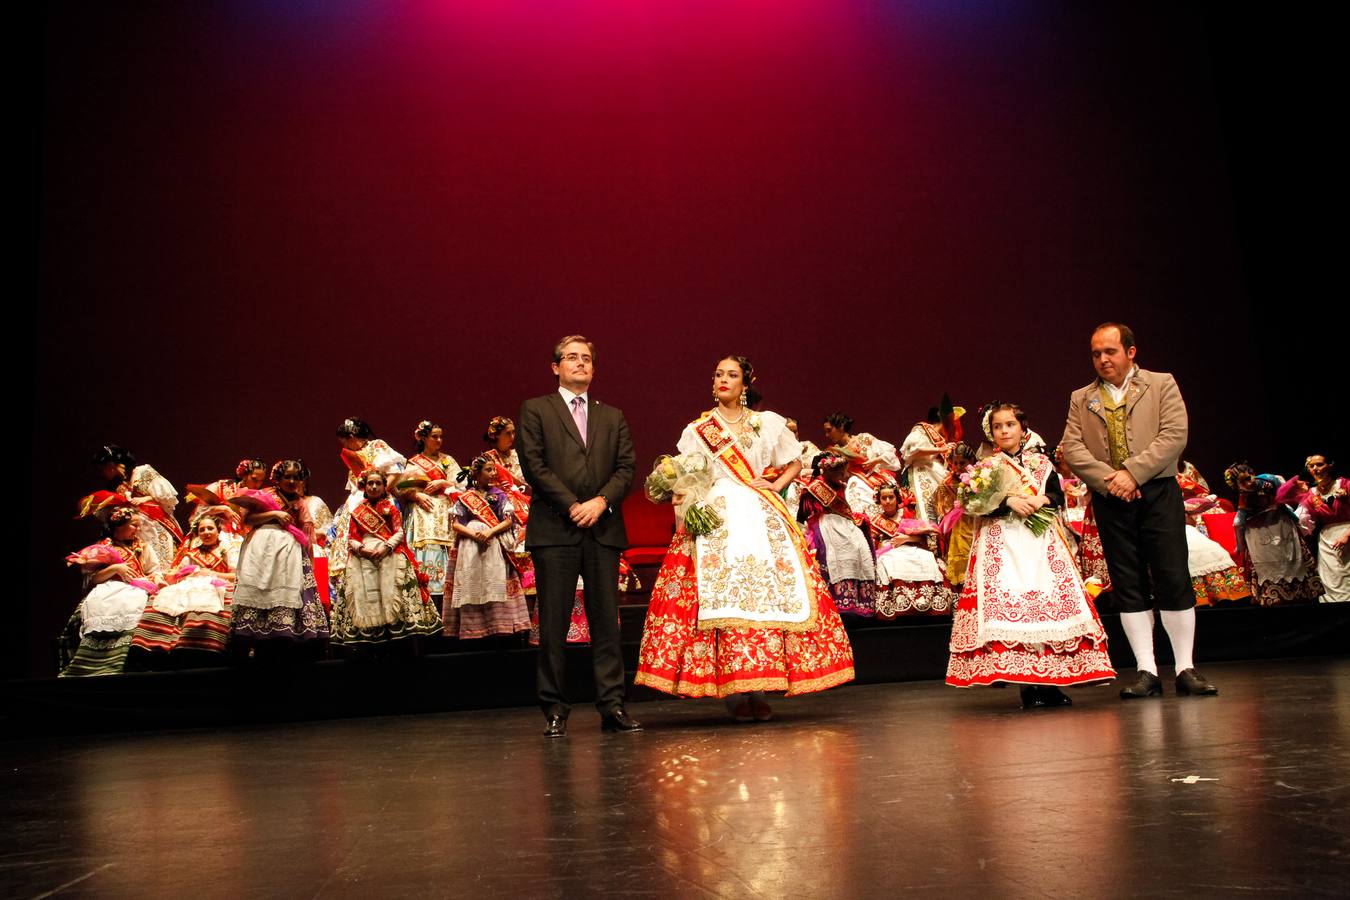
[1119,610,1157,675]
[1159,608,1197,673]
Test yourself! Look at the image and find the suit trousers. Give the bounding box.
[533,535,625,717]
[1093,476,1194,613]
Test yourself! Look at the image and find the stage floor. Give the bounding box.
[4,657,1348,899]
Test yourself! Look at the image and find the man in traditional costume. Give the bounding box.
[1061,322,1219,699]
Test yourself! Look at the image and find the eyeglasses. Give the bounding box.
[560,353,592,364]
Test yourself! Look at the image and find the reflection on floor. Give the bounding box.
[3,657,1348,898]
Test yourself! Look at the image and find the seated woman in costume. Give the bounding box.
[62,494,165,676]
[869,481,953,618]
[131,513,238,662]
[820,412,901,514]
[798,452,878,618]
[90,444,185,574]
[945,403,1114,709]
[442,454,531,640]
[230,459,328,647]
[400,419,463,609]
[1175,460,1250,606]
[330,468,442,645]
[635,355,854,723]
[1225,463,1322,605]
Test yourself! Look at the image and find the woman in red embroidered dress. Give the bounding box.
[635,356,855,722]
[946,403,1114,709]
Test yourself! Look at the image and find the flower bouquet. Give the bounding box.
[228,489,310,547]
[645,453,722,536]
[65,543,124,572]
[956,458,1058,537]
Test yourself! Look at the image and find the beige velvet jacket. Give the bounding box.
[1061,367,1188,495]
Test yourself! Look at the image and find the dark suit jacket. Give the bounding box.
[517,392,635,549]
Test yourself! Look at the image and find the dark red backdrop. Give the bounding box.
[30,3,1335,678]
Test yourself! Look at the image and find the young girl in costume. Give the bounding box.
[483,416,535,596]
[330,469,441,644]
[442,455,532,640]
[946,403,1114,709]
[328,418,406,592]
[870,482,953,617]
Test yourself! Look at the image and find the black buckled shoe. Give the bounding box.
[1118,670,1163,699]
[543,715,567,738]
[600,707,643,732]
[1176,668,1219,696]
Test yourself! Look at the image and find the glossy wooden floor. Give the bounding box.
[4,657,1348,899]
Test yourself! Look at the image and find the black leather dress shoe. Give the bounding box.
[1119,670,1163,699]
[1020,686,1047,709]
[1040,686,1072,707]
[1176,668,1219,696]
[600,708,643,732]
[543,715,567,738]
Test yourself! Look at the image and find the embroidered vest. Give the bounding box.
[1098,383,1129,470]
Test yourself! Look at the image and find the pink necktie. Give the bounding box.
[571,396,588,446]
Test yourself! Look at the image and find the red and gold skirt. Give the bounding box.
[635,534,855,698]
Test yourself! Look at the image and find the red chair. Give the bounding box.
[1201,511,1238,556]
[621,493,675,568]
[312,554,332,611]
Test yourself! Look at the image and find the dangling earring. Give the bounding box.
[740,391,747,408]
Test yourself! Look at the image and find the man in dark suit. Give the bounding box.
[518,335,641,737]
